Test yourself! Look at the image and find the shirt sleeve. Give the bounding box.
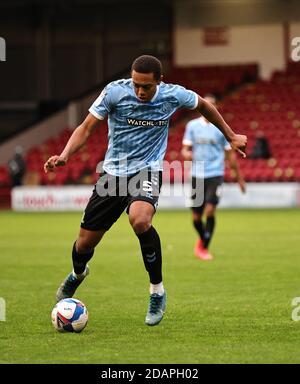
[182,123,194,146]
[175,85,198,110]
[89,82,115,120]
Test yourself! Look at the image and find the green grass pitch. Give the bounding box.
[1,208,300,364]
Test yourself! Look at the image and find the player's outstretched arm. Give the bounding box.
[195,96,247,158]
[44,113,99,173]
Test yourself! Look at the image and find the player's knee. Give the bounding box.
[75,229,106,253]
[193,212,202,222]
[75,238,95,254]
[205,205,216,217]
[129,215,151,234]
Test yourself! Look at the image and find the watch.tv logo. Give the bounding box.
[0,37,6,61]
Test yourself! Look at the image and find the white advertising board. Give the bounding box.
[12,183,300,211]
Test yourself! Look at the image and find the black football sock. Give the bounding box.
[72,242,94,275]
[203,216,215,249]
[193,219,205,241]
[136,226,162,285]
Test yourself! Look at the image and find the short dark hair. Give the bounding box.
[131,55,162,81]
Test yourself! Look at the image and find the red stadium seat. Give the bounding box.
[14,62,300,185]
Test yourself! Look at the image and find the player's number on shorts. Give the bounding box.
[291,297,300,321]
[143,181,153,192]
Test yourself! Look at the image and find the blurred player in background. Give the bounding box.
[44,56,247,326]
[8,145,26,187]
[182,94,246,261]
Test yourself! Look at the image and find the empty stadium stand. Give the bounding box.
[1,62,300,191]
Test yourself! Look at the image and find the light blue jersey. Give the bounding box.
[89,79,198,176]
[183,117,231,179]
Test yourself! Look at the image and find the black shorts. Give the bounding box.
[191,176,223,212]
[81,169,162,231]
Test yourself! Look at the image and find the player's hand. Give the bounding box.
[44,155,67,173]
[230,134,247,158]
